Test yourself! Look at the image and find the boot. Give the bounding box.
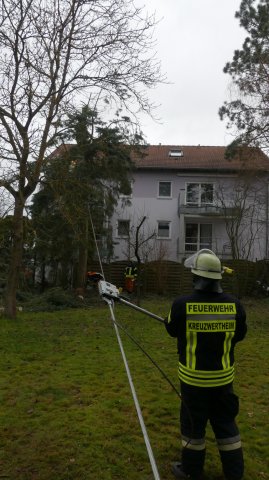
[171,462,203,480]
[171,462,189,479]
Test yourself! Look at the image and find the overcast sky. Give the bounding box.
[138,0,246,147]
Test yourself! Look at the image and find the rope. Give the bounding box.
[89,209,161,480]
[89,210,105,279]
[108,313,193,451]
[110,316,181,399]
[108,301,161,479]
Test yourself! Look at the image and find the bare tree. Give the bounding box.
[215,172,267,260]
[122,215,156,262]
[0,0,162,317]
[120,214,155,303]
[0,190,13,218]
[120,214,172,300]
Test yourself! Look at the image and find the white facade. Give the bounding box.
[111,168,269,262]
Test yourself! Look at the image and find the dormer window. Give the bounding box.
[169,149,183,157]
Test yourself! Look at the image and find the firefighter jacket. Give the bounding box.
[165,290,247,388]
[124,265,138,279]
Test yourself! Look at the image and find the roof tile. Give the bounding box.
[51,143,269,172]
[133,145,269,171]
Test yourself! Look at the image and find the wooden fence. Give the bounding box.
[88,259,269,298]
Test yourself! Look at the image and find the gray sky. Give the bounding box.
[139,0,245,146]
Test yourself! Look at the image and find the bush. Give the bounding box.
[13,287,88,312]
[43,287,78,307]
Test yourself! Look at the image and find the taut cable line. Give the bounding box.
[89,209,105,280]
[89,209,161,480]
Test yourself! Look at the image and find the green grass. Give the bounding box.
[0,297,268,479]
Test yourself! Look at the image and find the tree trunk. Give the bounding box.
[134,216,146,306]
[73,245,88,290]
[59,261,71,289]
[40,261,47,293]
[4,196,25,318]
[73,219,88,290]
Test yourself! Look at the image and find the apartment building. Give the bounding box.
[111,145,269,262]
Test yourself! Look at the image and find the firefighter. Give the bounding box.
[165,249,247,480]
[124,264,138,293]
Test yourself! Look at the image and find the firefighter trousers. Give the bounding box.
[179,382,244,480]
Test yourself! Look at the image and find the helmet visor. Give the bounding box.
[184,249,223,279]
[184,249,216,269]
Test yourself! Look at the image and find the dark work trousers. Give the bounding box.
[180,382,244,480]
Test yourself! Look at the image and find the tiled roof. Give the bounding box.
[133,145,269,171]
[50,143,269,172]
[49,144,74,157]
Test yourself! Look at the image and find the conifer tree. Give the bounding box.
[219,0,269,152]
[31,107,143,289]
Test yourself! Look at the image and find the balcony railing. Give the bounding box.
[178,203,238,217]
[185,240,212,252]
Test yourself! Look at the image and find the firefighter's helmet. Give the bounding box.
[184,249,223,280]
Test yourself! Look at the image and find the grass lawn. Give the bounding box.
[0,296,268,480]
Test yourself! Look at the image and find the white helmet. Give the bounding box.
[184,249,223,280]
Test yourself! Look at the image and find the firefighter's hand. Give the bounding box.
[223,266,234,274]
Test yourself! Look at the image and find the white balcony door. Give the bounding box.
[185,223,212,252]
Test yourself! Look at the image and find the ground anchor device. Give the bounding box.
[98,280,166,324]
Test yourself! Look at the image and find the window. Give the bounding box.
[157,221,171,239]
[169,149,183,157]
[158,181,172,198]
[186,183,214,206]
[117,220,130,237]
[185,223,212,252]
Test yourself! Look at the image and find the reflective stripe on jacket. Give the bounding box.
[166,291,247,388]
[124,266,137,278]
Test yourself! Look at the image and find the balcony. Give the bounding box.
[178,203,238,217]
